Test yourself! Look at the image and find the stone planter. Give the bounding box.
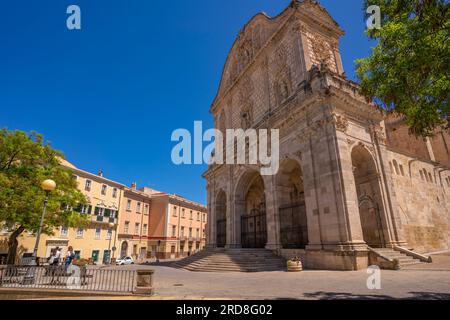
[287,259,302,272]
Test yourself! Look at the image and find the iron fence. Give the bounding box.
[0,265,136,293]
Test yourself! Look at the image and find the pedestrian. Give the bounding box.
[53,247,61,266]
[65,246,75,270]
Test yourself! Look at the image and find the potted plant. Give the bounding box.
[287,256,302,272]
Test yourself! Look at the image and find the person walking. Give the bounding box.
[50,247,61,284]
[65,246,75,271]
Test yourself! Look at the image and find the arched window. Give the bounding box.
[428,172,433,184]
[423,169,429,182]
[393,160,400,175]
[399,164,405,176]
[419,170,424,181]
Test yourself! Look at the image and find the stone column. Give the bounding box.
[372,126,407,247]
[264,175,281,251]
[300,137,324,250]
[206,182,216,248]
[303,111,366,251]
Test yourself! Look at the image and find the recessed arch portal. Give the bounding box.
[234,170,267,248]
[351,145,385,248]
[215,190,227,248]
[276,159,308,249]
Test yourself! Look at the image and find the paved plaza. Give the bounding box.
[1,253,449,300]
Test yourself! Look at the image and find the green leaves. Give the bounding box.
[0,129,88,236]
[357,0,449,137]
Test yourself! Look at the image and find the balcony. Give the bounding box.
[92,215,118,225]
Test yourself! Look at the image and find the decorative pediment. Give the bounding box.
[213,8,293,109]
[210,1,344,113]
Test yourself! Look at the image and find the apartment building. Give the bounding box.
[1,160,207,264]
[116,183,151,261]
[13,160,124,264]
[145,190,207,259]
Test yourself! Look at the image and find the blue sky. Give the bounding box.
[0,0,373,204]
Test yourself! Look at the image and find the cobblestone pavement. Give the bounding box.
[3,254,450,300]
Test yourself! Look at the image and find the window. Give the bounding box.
[196,228,199,238]
[189,227,192,238]
[190,210,193,220]
[112,188,118,198]
[95,228,101,240]
[203,229,205,237]
[124,221,130,234]
[180,226,185,237]
[95,207,105,216]
[172,225,177,237]
[399,165,405,176]
[137,202,141,213]
[60,226,68,237]
[135,223,140,235]
[80,205,91,214]
[101,184,107,195]
[173,206,177,217]
[197,212,200,221]
[428,172,433,183]
[420,170,424,181]
[91,250,99,262]
[76,228,84,238]
[203,214,206,222]
[126,200,132,211]
[423,169,429,182]
[181,209,185,218]
[85,180,92,191]
[74,251,81,260]
[106,229,112,240]
[393,160,399,175]
[144,204,149,214]
[143,224,148,235]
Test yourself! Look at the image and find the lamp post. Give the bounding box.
[32,179,56,266]
[107,223,115,264]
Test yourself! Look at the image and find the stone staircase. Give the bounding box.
[370,248,425,268]
[172,248,287,273]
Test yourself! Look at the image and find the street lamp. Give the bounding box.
[107,222,115,264]
[31,179,56,266]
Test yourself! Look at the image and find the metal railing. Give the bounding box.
[0,265,136,293]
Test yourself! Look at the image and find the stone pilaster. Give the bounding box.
[264,175,281,251]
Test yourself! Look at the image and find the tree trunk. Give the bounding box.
[7,226,25,265]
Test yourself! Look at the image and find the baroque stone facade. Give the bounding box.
[203,0,450,270]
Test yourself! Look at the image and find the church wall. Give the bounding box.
[386,150,450,253]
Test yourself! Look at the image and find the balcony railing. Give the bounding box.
[92,215,118,224]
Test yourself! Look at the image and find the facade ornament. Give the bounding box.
[370,125,387,145]
[331,113,349,133]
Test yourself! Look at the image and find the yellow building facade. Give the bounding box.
[8,163,124,264]
[1,161,207,265]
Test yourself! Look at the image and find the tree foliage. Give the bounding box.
[0,129,88,263]
[356,0,449,137]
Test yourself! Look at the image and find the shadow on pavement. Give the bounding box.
[302,291,450,300]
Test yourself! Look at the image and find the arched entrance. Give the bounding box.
[235,171,267,248]
[120,241,128,258]
[277,159,308,249]
[216,190,227,248]
[351,145,385,248]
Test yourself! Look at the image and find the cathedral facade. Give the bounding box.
[203,0,450,270]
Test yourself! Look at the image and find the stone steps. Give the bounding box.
[371,248,424,268]
[172,248,286,273]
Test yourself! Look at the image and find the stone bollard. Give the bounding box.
[134,269,154,295]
